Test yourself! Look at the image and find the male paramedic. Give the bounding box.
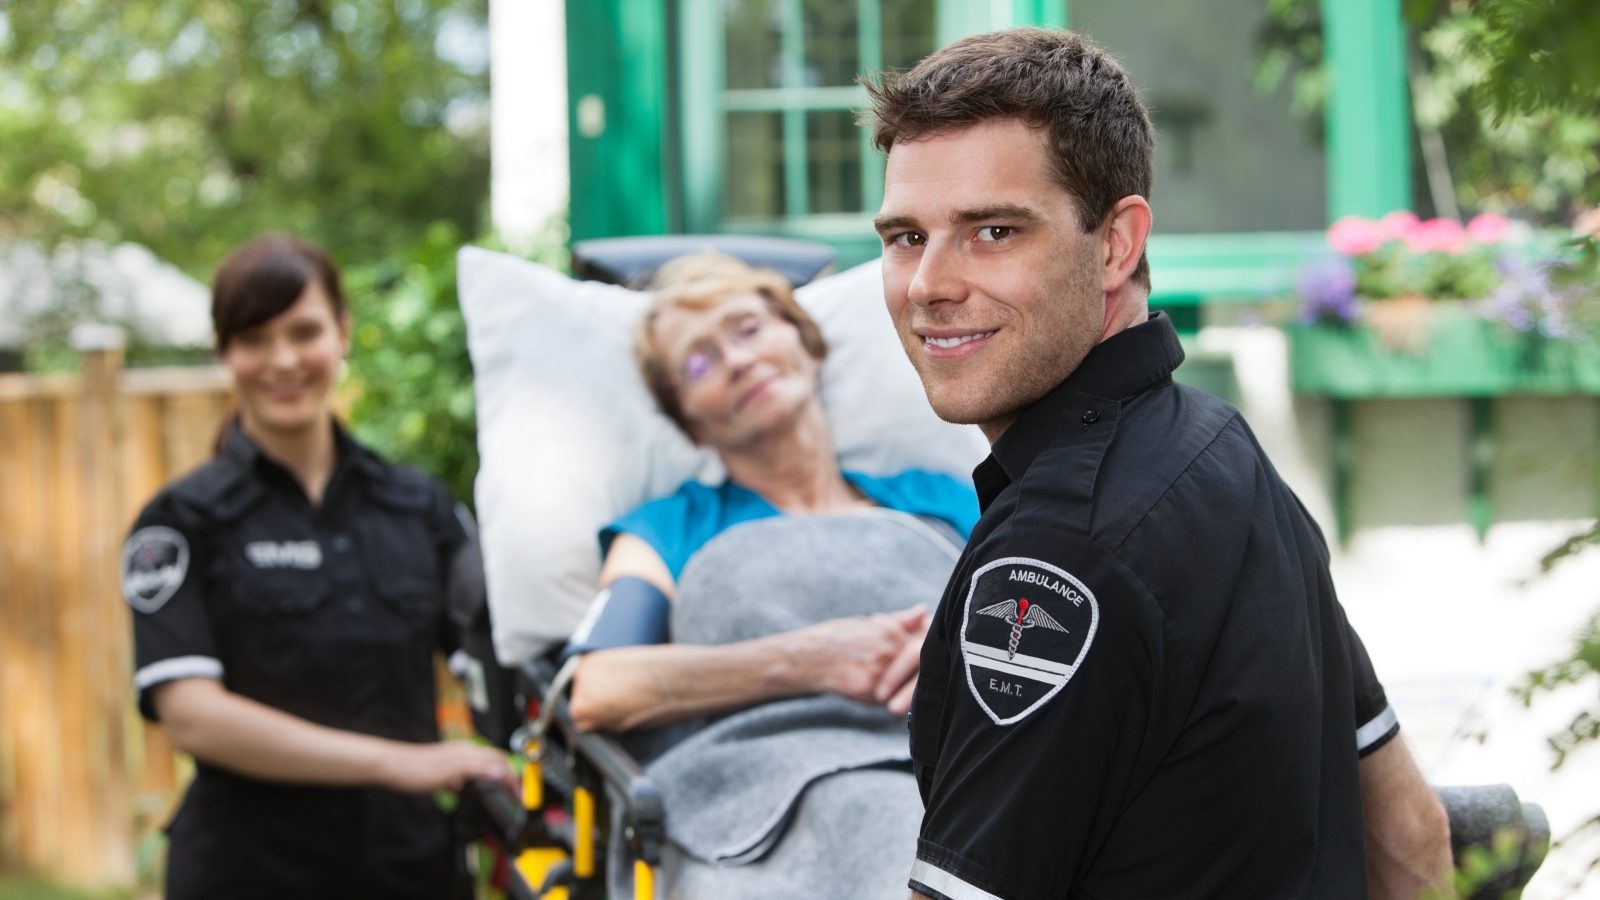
[866,28,1454,900]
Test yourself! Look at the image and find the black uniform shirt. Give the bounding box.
[908,313,1397,900]
[121,422,470,897]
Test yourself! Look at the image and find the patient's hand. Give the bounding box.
[779,606,927,705]
[875,605,929,715]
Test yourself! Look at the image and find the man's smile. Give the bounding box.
[919,328,998,358]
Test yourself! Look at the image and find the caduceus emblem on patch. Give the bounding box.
[960,556,1098,725]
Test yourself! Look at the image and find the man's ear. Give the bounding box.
[1099,196,1153,295]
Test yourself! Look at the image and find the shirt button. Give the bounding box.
[1082,409,1101,425]
[348,598,364,615]
[331,535,352,553]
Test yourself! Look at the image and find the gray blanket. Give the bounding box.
[639,510,960,899]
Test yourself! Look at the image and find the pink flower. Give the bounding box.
[1327,216,1387,256]
[1404,218,1469,254]
[1467,213,1510,244]
[1379,210,1422,241]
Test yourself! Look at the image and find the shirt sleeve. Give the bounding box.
[1347,616,1399,757]
[910,524,1168,900]
[431,490,473,655]
[123,499,221,722]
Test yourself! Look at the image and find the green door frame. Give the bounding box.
[565,0,675,243]
[1320,0,1412,218]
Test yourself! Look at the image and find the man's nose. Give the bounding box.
[907,237,968,308]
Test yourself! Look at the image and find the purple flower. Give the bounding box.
[1297,257,1359,324]
[1482,255,1588,339]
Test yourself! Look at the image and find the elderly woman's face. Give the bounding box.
[652,291,821,449]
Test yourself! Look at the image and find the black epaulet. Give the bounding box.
[358,455,437,514]
[164,455,269,525]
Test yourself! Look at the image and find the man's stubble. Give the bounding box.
[907,237,1104,437]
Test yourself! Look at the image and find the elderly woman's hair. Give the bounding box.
[637,252,827,436]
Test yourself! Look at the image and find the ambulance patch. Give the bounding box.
[121,526,190,614]
[960,556,1098,725]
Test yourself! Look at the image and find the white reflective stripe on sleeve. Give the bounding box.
[909,860,1006,900]
[134,655,224,691]
[1356,702,1399,752]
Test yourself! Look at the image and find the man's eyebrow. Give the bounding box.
[873,214,917,234]
[950,204,1041,225]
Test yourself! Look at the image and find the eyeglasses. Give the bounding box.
[674,313,770,386]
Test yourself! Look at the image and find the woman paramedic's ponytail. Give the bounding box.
[209,234,347,454]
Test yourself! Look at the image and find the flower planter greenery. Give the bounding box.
[1290,304,1600,397]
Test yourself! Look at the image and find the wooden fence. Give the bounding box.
[0,350,231,886]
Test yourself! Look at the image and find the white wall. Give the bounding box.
[489,0,569,252]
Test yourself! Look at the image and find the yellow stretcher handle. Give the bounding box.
[522,740,543,810]
[573,786,596,877]
[634,859,656,900]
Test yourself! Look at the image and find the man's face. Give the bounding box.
[876,119,1105,437]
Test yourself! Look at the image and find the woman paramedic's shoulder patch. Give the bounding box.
[960,556,1099,726]
[121,526,190,614]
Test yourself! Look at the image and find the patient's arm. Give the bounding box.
[567,533,927,732]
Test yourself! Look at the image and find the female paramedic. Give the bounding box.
[120,234,515,899]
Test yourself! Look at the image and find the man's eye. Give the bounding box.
[976,226,1013,243]
[892,232,927,248]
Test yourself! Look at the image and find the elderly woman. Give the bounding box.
[565,252,976,899]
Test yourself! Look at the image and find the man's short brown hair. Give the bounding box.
[864,28,1154,289]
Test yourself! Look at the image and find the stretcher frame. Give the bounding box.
[463,654,664,900]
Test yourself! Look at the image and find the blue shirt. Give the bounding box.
[601,470,980,580]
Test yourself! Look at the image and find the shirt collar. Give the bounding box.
[976,311,1185,504]
[220,418,376,488]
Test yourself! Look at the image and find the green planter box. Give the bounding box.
[1290,306,1600,397]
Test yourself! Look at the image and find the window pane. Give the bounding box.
[725,112,787,218]
[806,109,862,214]
[725,0,783,90]
[803,0,858,87]
[1070,0,1326,232]
[881,0,935,72]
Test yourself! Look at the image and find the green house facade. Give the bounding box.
[562,0,1413,322]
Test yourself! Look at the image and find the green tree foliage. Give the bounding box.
[1468,0,1600,123]
[1254,0,1600,220]
[343,221,477,506]
[0,0,489,279]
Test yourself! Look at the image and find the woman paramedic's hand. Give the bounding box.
[874,604,931,716]
[778,605,927,705]
[380,740,518,795]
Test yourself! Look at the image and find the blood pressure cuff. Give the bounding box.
[557,577,671,663]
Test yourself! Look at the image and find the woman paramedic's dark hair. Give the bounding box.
[211,234,346,352]
[209,234,347,453]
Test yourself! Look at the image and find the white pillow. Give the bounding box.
[459,247,988,665]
